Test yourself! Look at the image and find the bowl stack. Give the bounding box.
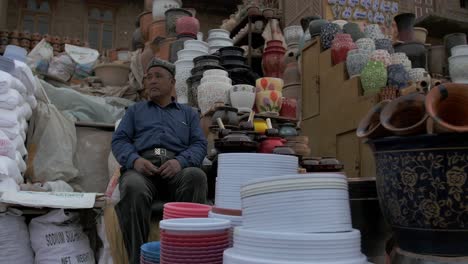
[223,174,372,264]
[163,202,212,219]
[159,218,231,264]
[207,29,233,54]
[217,46,258,86]
[174,40,209,104]
[140,242,160,264]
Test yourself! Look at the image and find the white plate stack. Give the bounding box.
[207,29,233,54]
[223,174,372,264]
[215,153,298,211]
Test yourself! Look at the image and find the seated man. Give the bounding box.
[111,58,208,264]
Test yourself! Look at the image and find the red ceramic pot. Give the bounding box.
[265,46,286,53]
[258,137,286,153]
[280,98,297,119]
[331,40,357,65]
[262,50,286,78]
[266,40,284,48]
[176,16,199,37]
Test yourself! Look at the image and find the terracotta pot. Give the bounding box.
[165,8,192,38]
[9,30,20,39]
[62,37,71,45]
[31,32,41,41]
[429,45,446,75]
[148,19,167,43]
[9,38,19,46]
[262,50,285,78]
[413,27,428,44]
[176,16,199,37]
[94,63,130,86]
[52,35,61,44]
[356,100,391,139]
[144,0,153,11]
[72,38,82,46]
[247,5,261,17]
[258,137,286,153]
[394,42,428,69]
[139,11,153,42]
[444,33,467,57]
[425,83,468,133]
[394,13,416,42]
[279,99,297,119]
[380,93,428,136]
[283,52,301,86]
[368,133,468,256]
[262,8,275,19]
[19,31,30,40]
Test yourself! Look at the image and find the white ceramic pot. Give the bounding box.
[201,75,232,85]
[209,46,224,54]
[175,59,194,104]
[208,29,230,39]
[229,85,256,113]
[152,0,181,20]
[204,69,228,77]
[207,37,233,47]
[449,55,468,84]
[284,26,304,47]
[184,40,209,53]
[177,49,207,61]
[198,82,232,115]
[451,45,468,56]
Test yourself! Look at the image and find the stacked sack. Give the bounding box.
[0,209,35,263]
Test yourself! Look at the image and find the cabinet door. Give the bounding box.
[301,42,320,120]
[337,130,360,178]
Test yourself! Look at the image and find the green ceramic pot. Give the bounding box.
[360,61,387,95]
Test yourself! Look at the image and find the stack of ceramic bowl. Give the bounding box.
[215,153,298,210]
[159,218,231,264]
[197,69,232,115]
[163,202,212,220]
[223,174,371,264]
[174,40,209,104]
[449,45,468,84]
[140,242,160,264]
[207,29,233,54]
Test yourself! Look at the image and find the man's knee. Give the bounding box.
[120,170,151,199]
[180,167,207,185]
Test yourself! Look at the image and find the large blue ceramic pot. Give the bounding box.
[368,133,468,256]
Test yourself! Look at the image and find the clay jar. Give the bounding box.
[346,49,370,78]
[32,32,41,41]
[139,11,153,42]
[320,22,342,50]
[211,105,240,128]
[148,19,167,43]
[279,123,298,137]
[380,93,428,136]
[197,69,232,115]
[331,33,357,65]
[165,8,192,38]
[176,16,200,38]
[425,83,468,133]
[394,13,416,42]
[360,61,387,95]
[20,39,30,49]
[229,84,255,113]
[387,64,410,88]
[356,100,391,139]
[262,50,285,78]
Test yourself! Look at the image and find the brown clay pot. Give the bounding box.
[32,32,41,41]
[52,35,61,44]
[62,37,71,45]
[20,31,31,40]
[43,34,52,43]
[9,38,19,46]
[144,0,153,11]
[0,30,9,38]
[247,5,261,16]
[425,83,468,133]
[165,8,192,38]
[139,11,153,42]
[356,100,392,139]
[52,43,61,52]
[148,19,167,43]
[262,8,275,19]
[72,38,82,46]
[20,39,30,48]
[9,30,20,38]
[380,93,428,136]
[31,40,39,49]
[153,37,176,61]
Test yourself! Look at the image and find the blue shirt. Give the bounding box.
[111,100,207,170]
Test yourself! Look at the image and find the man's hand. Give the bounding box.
[158,159,182,179]
[134,158,159,176]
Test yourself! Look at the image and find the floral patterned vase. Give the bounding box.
[375,38,394,54]
[346,50,369,78]
[320,22,342,50]
[360,61,387,94]
[387,64,410,88]
[368,133,468,256]
[255,90,283,115]
[370,49,391,68]
[255,77,284,92]
[331,34,357,65]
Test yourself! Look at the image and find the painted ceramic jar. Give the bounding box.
[320,22,342,50]
[256,77,284,92]
[229,84,256,113]
[331,34,357,65]
[284,25,304,47]
[360,61,387,94]
[255,90,283,115]
[262,50,286,78]
[165,8,192,37]
[198,81,232,115]
[174,59,194,104]
[355,38,375,54]
[387,64,410,88]
[394,13,416,42]
[279,99,297,119]
[444,33,467,57]
[375,38,394,54]
[153,0,182,19]
[370,49,391,68]
[408,68,431,88]
[449,55,468,84]
[343,22,365,42]
[346,50,370,78]
[364,24,385,40]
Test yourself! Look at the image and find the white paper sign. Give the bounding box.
[0,191,96,209]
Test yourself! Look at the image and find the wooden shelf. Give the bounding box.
[234,31,265,48]
[255,113,297,123]
[229,14,265,39]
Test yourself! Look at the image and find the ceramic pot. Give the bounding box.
[425,83,468,133]
[184,40,209,53]
[198,81,232,115]
[320,23,342,50]
[220,55,246,66]
[62,37,71,45]
[148,19,167,43]
[175,15,199,38]
[144,0,152,11]
[394,13,416,42]
[256,90,282,115]
[343,22,365,42]
[380,93,428,136]
[247,5,261,16]
[52,35,61,44]
[283,53,301,86]
[229,85,256,113]
[284,25,303,47]
[193,55,221,68]
[208,29,230,39]
[204,69,229,77]
[370,49,391,68]
[449,55,468,84]
[20,31,31,40]
[259,136,286,154]
[20,39,30,48]
[177,49,206,61]
[256,77,284,92]
[394,42,428,69]
[346,51,369,78]
[262,50,285,78]
[301,15,321,31]
[356,100,391,139]
[9,30,20,39]
[364,24,385,40]
[191,65,224,77]
[201,75,231,85]
[387,64,410,88]
[278,123,298,137]
[408,68,431,88]
[8,38,20,46]
[152,37,175,60]
[391,52,412,72]
[207,37,233,47]
[253,119,268,134]
[355,38,375,54]
[262,8,275,19]
[0,37,8,45]
[308,19,328,38]
[413,27,428,44]
[165,8,192,38]
[30,40,39,49]
[186,74,203,107]
[211,105,239,127]
[283,141,311,157]
[331,35,357,65]
[368,132,468,255]
[360,61,387,95]
[0,30,8,38]
[375,38,394,54]
[94,63,130,86]
[265,40,284,49]
[219,47,244,57]
[138,11,153,42]
[444,33,467,57]
[168,34,196,62]
[31,32,41,41]
[283,83,300,100]
[153,0,182,19]
[174,59,194,104]
[332,20,348,29]
[280,98,297,119]
[452,45,468,56]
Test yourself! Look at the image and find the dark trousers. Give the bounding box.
[115,167,207,264]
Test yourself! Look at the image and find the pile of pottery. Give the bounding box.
[187,54,225,107]
[224,174,371,264]
[215,46,258,87]
[207,29,233,54]
[197,69,233,115]
[448,44,468,84]
[358,83,468,257]
[174,39,208,104]
[262,40,286,78]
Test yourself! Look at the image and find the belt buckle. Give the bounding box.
[154,148,167,157]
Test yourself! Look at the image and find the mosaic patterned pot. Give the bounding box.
[346,50,369,78]
[408,68,431,87]
[375,38,394,54]
[387,64,410,88]
[320,22,342,50]
[331,37,357,65]
[368,132,468,256]
[343,22,365,42]
[364,24,385,40]
[391,52,411,72]
[360,61,387,94]
[370,49,391,68]
[355,38,375,54]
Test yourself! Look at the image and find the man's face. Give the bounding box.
[144,66,175,101]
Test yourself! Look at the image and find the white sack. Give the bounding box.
[0,108,19,127]
[12,60,37,95]
[0,177,19,192]
[0,89,21,110]
[12,76,27,95]
[0,130,15,159]
[12,134,27,157]
[0,71,13,94]
[15,151,26,174]
[0,123,20,140]
[43,180,74,192]
[0,156,22,184]
[0,214,35,263]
